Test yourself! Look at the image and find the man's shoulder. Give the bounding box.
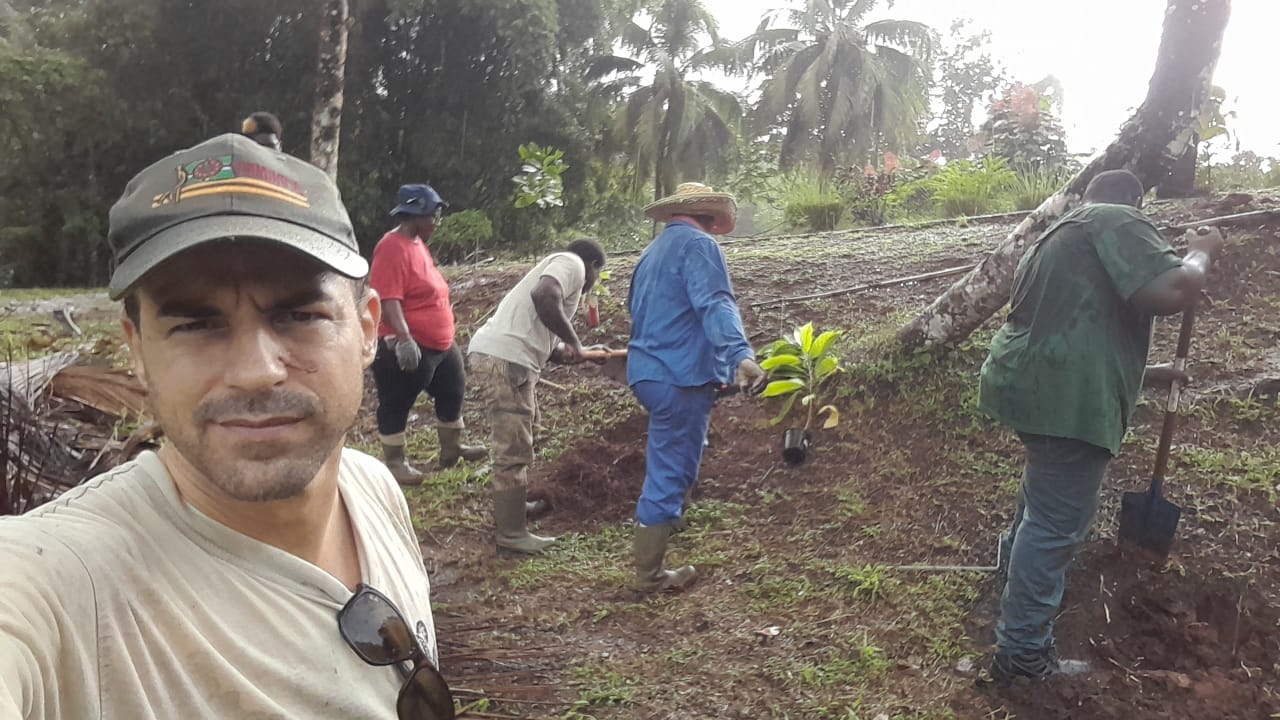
[1072,203,1152,230]
[0,459,163,589]
[539,252,586,283]
[339,448,409,516]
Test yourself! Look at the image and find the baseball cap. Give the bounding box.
[390,184,448,217]
[107,133,368,300]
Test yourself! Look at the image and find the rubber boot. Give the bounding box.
[672,484,697,532]
[493,488,556,554]
[990,645,1090,684]
[633,522,697,592]
[382,442,423,487]
[437,426,488,468]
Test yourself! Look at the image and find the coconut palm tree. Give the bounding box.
[587,0,744,200]
[744,0,936,176]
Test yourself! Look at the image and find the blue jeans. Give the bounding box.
[996,433,1112,655]
[632,381,717,526]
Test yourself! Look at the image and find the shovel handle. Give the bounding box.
[580,348,627,362]
[1150,305,1196,495]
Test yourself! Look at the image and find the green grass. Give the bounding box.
[1180,445,1280,500]
[534,385,634,463]
[825,563,892,603]
[560,663,637,719]
[502,525,631,591]
[0,287,103,301]
[891,574,983,663]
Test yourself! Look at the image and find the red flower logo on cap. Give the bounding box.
[192,158,225,181]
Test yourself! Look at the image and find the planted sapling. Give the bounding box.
[757,322,844,464]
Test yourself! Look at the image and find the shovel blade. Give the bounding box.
[1117,489,1182,556]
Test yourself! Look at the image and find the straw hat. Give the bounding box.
[642,182,737,235]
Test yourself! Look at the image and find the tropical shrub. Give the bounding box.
[431,209,494,264]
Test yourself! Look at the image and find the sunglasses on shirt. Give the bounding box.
[337,584,456,720]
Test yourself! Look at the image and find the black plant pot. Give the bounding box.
[781,428,811,466]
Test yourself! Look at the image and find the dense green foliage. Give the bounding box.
[0,2,1270,285]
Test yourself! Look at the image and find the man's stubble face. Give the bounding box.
[124,243,378,502]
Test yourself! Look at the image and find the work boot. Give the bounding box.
[633,522,697,592]
[381,440,424,487]
[493,488,556,555]
[437,426,487,468]
[526,496,550,518]
[989,645,1090,684]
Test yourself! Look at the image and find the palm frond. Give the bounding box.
[584,55,647,82]
[862,19,937,63]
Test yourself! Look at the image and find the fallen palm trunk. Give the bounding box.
[898,0,1232,350]
[50,365,148,420]
[1,354,155,515]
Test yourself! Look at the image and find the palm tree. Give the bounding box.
[744,0,936,176]
[587,0,744,200]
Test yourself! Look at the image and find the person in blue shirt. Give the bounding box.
[627,183,767,592]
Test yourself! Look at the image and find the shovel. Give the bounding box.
[1117,305,1195,556]
[580,347,626,362]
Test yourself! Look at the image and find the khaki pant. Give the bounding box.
[469,353,538,491]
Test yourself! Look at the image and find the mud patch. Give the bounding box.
[983,547,1280,719]
[529,412,650,527]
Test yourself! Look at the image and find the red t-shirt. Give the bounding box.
[369,230,456,350]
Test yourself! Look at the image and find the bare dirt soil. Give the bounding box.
[400,196,1280,720]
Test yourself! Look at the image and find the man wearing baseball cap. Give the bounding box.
[0,134,453,719]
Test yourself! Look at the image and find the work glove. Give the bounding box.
[735,357,767,395]
[394,338,421,372]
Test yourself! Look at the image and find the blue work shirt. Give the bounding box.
[627,219,754,387]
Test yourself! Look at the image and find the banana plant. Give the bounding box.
[757,322,844,431]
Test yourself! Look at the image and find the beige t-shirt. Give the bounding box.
[468,252,586,371]
[0,449,436,720]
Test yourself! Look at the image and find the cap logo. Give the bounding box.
[152,156,310,209]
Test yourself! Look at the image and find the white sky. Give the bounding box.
[699,0,1277,158]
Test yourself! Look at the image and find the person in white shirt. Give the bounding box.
[0,133,453,720]
[467,239,607,554]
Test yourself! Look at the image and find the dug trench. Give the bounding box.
[970,547,1280,719]
[526,392,783,529]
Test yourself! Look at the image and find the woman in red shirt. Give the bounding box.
[369,184,486,484]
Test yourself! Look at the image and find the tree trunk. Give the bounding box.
[1157,134,1199,198]
[898,0,1230,350]
[310,0,349,179]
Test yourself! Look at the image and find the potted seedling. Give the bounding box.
[758,322,844,465]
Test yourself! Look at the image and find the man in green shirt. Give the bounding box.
[979,169,1223,683]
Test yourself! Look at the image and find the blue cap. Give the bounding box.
[390,183,448,217]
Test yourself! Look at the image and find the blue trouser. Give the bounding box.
[632,381,717,526]
[996,433,1112,655]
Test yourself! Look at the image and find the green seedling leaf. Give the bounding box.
[808,329,841,359]
[761,378,806,398]
[770,392,798,426]
[815,356,841,381]
[796,322,815,355]
[760,354,802,371]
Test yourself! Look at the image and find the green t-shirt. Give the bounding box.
[979,203,1182,455]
